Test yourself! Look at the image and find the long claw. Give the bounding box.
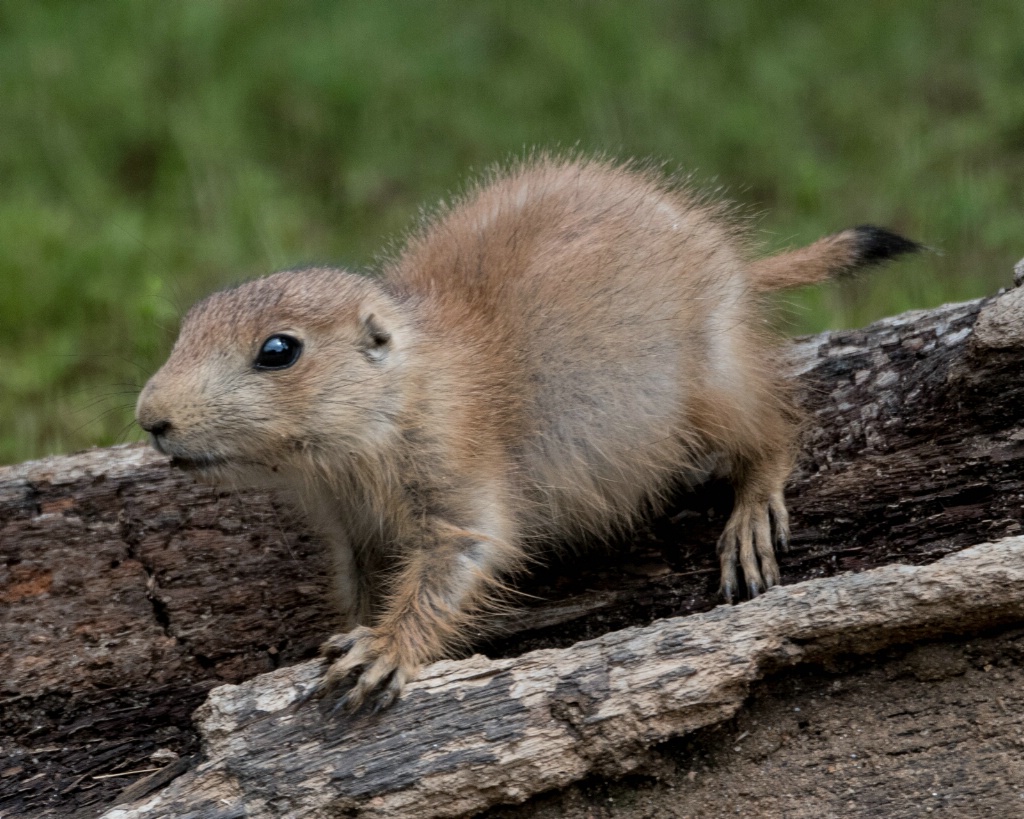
[333,690,358,717]
[367,671,398,714]
[720,578,736,604]
[371,687,399,714]
[769,493,791,554]
[719,556,738,603]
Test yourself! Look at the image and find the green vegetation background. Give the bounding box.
[2,1,1022,465]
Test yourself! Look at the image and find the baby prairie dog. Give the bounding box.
[136,157,918,711]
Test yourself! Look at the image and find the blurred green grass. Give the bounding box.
[2,1,1022,464]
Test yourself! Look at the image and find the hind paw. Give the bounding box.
[718,492,789,603]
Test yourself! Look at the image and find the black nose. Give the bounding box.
[142,419,172,437]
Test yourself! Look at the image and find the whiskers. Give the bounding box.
[59,377,147,446]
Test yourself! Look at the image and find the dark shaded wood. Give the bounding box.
[1,450,336,818]
[2,282,1024,816]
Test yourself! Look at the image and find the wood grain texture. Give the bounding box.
[102,536,1024,819]
[3,282,1024,816]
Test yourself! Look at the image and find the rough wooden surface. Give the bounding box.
[101,536,1024,819]
[3,283,1024,816]
[1,449,337,818]
[484,627,1024,819]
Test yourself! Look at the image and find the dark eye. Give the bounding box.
[254,334,303,370]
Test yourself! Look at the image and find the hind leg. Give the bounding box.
[717,454,791,602]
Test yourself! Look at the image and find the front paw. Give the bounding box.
[313,626,417,714]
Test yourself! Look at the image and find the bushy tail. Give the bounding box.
[750,225,921,292]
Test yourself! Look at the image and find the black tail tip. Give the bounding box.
[851,225,922,266]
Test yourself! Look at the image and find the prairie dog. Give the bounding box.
[136,157,918,710]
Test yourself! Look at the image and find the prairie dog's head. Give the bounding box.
[136,267,409,485]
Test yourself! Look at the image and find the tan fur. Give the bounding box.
[136,156,894,711]
[748,229,862,291]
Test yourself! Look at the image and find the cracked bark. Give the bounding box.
[2,281,1024,817]
[100,536,1024,819]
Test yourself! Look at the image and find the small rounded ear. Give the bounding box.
[359,312,392,361]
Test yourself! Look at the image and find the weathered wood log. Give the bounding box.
[100,536,1024,819]
[2,280,1024,816]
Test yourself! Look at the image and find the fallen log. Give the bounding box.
[100,535,1024,819]
[2,277,1024,816]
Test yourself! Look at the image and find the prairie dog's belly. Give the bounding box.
[516,316,699,537]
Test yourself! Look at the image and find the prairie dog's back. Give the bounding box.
[386,158,762,538]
